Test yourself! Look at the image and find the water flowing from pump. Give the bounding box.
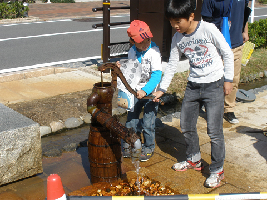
[131,139,142,194]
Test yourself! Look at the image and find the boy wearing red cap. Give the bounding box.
[120,20,162,162]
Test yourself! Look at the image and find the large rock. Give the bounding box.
[64,117,83,128]
[0,104,43,186]
[40,125,52,137]
[50,121,65,132]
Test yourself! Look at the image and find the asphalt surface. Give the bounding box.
[0,15,130,71]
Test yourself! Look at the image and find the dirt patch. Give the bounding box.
[7,89,93,126]
[7,87,121,127]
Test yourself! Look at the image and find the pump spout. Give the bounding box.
[87,106,140,147]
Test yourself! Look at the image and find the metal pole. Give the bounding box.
[250,0,255,23]
[102,0,110,63]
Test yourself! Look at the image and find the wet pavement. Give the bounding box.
[41,125,89,157]
[0,1,267,199]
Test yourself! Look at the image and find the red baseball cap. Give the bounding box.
[127,20,153,43]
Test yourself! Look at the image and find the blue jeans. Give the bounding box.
[125,98,159,150]
[180,77,225,173]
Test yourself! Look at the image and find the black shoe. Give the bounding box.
[224,112,239,124]
[140,148,154,162]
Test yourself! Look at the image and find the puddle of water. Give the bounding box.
[0,174,46,200]
[41,125,89,157]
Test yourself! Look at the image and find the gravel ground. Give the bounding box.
[8,89,92,127]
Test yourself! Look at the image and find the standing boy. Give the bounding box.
[201,0,250,124]
[120,20,162,162]
[153,0,234,188]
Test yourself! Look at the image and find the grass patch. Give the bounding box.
[166,48,267,98]
[240,48,267,82]
[167,71,189,99]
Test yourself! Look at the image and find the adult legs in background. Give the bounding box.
[224,45,243,124]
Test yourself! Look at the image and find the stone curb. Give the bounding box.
[0,63,112,83]
[0,16,40,24]
[0,66,78,83]
[39,106,127,137]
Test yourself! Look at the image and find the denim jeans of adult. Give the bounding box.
[180,77,225,173]
[124,98,158,150]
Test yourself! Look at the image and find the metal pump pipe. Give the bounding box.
[87,105,140,148]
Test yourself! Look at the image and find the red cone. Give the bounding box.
[47,174,66,200]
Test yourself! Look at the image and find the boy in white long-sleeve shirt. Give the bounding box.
[153,0,234,188]
[119,20,162,162]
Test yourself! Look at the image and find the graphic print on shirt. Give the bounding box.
[117,60,142,91]
[140,58,151,83]
[178,37,213,69]
[184,44,213,69]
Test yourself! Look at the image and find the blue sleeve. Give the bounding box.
[142,70,162,95]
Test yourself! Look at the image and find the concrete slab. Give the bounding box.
[23,67,55,79]
[72,70,102,80]
[0,85,26,104]
[0,72,25,83]
[57,71,99,81]
[0,103,37,132]
[21,77,71,97]
[201,135,267,175]
[225,134,258,148]
[38,73,94,94]
[0,104,42,185]
[0,80,48,102]
[56,71,100,88]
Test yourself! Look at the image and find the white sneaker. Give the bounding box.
[172,160,203,171]
[205,170,224,188]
